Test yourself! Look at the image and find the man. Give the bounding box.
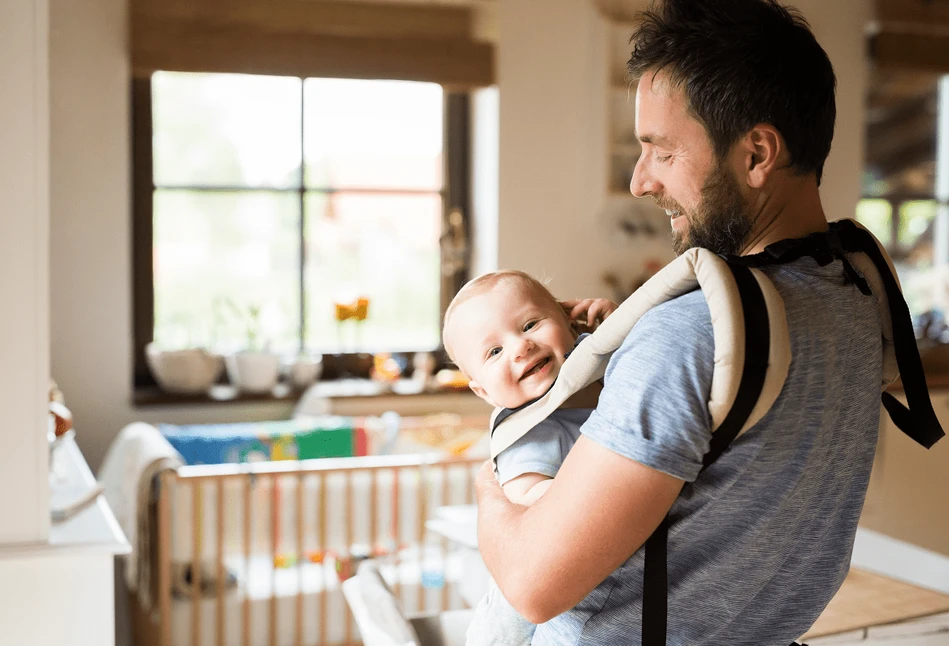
[475,0,881,643]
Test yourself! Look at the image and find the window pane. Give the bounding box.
[153,190,301,353]
[897,200,938,319]
[856,198,892,246]
[898,200,937,248]
[303,79,443,190]
[304,192,442,353]
[152,72,302,188]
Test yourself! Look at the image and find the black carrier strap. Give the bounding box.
[641,222,944,645]
[642,263,771,646]
[732,219,944,449]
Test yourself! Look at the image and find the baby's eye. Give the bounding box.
[523,320,538,332]
[487,347,502,358]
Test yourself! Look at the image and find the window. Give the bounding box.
[856,197,938,317]
[133,72,470,388]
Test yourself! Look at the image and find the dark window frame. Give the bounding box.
[131,75,471,390]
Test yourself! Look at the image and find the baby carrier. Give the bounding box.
[489,218,944,646]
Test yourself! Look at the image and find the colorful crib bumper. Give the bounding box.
[158,416,369,465]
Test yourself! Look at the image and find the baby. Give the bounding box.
[442,270,616,645]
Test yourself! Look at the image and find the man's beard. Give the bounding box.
[661,162,753,257]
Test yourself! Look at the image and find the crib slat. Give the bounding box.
[441,465,450,612]
[418,464,427,614]
[270,474,279,646]
[345,471,353,645]
[392,466,401,601]
[158,471,172,646]
[465,463,472,504]
[216,480,225,646]
[295,473,304,646]
[318,473,327,646]
[192,482,203,646]
[243,476,251,646]
[370,469,379,548]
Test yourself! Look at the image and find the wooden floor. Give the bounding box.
[804,569,949,645]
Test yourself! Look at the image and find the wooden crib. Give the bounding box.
[131,451,485,646]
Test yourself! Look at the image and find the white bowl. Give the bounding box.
[146,345,223,395]
[289,356,323,389]
[226,351,281,394]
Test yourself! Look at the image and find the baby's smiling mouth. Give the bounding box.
[520,357,550,381]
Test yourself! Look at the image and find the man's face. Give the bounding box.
[630,71,752,257]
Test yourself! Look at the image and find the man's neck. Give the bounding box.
[739,174,828,256]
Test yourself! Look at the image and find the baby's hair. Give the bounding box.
[442,270,564,365]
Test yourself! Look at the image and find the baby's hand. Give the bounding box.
[561,298,618,331]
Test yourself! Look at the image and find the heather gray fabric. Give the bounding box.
[533,257,883,646]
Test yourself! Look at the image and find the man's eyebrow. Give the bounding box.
[637,133,673,147]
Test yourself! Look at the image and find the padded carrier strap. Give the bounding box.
[642,219,945,646]
[490,248,791,466]
[642,262,771,645]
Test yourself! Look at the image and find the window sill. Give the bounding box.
[132,378,491,417]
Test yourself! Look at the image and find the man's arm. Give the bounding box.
[476,435,684,624]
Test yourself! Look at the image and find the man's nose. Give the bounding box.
[630,154,659,198]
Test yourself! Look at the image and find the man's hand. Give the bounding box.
[475,437,684,624]
[475,460,505,507]
[561,298,618,332]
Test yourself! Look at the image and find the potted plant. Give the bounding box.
[223,301,281,394]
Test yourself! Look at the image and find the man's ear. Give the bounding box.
[742,124,783,189]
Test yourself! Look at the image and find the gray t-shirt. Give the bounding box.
[534,257,883,646]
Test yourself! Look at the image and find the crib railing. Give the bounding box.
[149,453,484,646]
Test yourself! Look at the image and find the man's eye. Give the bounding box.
[656,154,672,163]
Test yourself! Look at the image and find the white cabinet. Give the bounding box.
[0,436,129,646]
[860,391,949,557]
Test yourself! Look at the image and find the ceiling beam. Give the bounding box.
[872,30,949,74]
[876,0,949,28]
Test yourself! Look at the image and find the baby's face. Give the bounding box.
[448,281,576,409]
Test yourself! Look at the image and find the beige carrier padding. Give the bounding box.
[844,220,900,388]
[490,248,791,462]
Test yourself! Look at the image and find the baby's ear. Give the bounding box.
[467,380,495,406]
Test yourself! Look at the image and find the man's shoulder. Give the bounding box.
[609,288,715,381]
[634,288,712,337]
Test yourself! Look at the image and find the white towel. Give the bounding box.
[98,422,183,609]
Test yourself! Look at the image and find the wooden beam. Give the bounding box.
[869,138,936,178]
[132,19,494,86]
[877,0,949,28]
[132,0,474,40]
[867,103,937,158]
[872,30,949,74]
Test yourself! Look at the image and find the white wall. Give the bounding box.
[0,0,51,545]
[793,0,873,223]
[50,0,873,475]
[497,0,672,301]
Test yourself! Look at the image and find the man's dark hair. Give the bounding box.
[628,0,836,184]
